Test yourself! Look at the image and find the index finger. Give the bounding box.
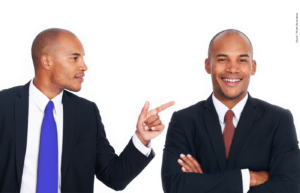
[148,101,175,117]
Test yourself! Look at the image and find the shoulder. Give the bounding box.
[175,100,206,120]
[251,97,295,127]
[0,85,23,103]
[253,97,289,115]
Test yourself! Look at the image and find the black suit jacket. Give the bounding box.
[0,81,154,192]
[161,93,300,193]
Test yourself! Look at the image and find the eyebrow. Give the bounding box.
[215,54,250,57]
[69,53,81,56]
[239,54,250,57]
[216,54,227,57]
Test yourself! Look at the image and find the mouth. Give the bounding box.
[221,77,242,86]
[75,75,85,82]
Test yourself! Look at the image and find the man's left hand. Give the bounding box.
[178,154,203,173]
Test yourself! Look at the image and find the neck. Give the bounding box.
[33,75,63,100]
[213,90,247,109]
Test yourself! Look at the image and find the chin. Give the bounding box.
[72,87,81,92]
[65,85,82,92]
[221,89,244,100]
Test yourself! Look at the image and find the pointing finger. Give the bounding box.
[148,101,175,117]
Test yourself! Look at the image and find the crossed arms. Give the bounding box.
[161,110,300,193]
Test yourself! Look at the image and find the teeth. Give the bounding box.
[223,79,241,82]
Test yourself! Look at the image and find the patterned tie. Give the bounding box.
[36,101,58,193]
[223,110,235,160]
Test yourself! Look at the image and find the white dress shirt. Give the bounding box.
[20,79,151,193]
[212,93,250,193]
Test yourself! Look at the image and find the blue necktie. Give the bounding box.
[36,101,58,193]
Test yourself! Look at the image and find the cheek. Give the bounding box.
[52,65,72,82]
[211,64,224,79]
[240,65,252,79]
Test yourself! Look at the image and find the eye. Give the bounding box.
[218,58,226,62]
[240,59,247,62]
[71,57,77,60]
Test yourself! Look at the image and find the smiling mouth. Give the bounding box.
[222,78,242,82]
[221,78,242,86]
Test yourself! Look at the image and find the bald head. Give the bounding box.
[208,29,253,59]
[30,28,86,94]
[31,28,76,69]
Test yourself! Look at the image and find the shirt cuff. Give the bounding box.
[241,169,250,193]
[132,133,152,157]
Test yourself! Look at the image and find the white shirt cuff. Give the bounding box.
[132,133,152,157]
[241,169,250,193]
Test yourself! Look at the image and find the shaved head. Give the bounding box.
[31,28,87,95]
[208,29,253,59]
[31,28,76,69]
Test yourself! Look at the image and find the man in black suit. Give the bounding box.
[0,28,174,192]
[161,29,300,193]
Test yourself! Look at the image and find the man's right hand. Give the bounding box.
[250,171,269,187]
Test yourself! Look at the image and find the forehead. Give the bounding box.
[56,33,84,54]
[210,33,252,57]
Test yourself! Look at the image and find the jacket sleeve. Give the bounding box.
[93,102,155,191]
[247,109,300,193]
[161,111,244,193]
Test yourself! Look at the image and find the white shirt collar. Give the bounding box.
[212,92,248,124]
[29,79,63,114]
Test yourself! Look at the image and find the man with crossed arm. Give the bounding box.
[161,29,300,193]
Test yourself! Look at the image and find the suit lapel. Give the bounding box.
[15,81,30,186]
[226,93,258,170]
[202,94,227,172]
[61,91,75,187]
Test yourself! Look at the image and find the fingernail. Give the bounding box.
[151,127,155,130]
[180,154,185,158]
[178,159,182,163]
[187,154,192,158]
[182,167,186,171]
[145,126,148,130]
[143,123,146,126]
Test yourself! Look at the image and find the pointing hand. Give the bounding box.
[135,101,175,146]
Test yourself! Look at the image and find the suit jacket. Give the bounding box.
[0,81,155,192]
[161,93,300,193]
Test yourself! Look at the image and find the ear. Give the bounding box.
[251,60,257,75]
[205,58,211,74]
[41,55,51,71]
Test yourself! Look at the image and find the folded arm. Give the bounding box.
[247,110,300,192]
[162,112,244,193]
[162,110,300,193]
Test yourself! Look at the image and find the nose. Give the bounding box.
[79,60,88,71]
[226,60,239,73]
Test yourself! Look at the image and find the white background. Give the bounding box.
[0,1,299,192]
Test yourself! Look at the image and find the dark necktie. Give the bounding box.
[223,110,235,160]
[36,101,58,193]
